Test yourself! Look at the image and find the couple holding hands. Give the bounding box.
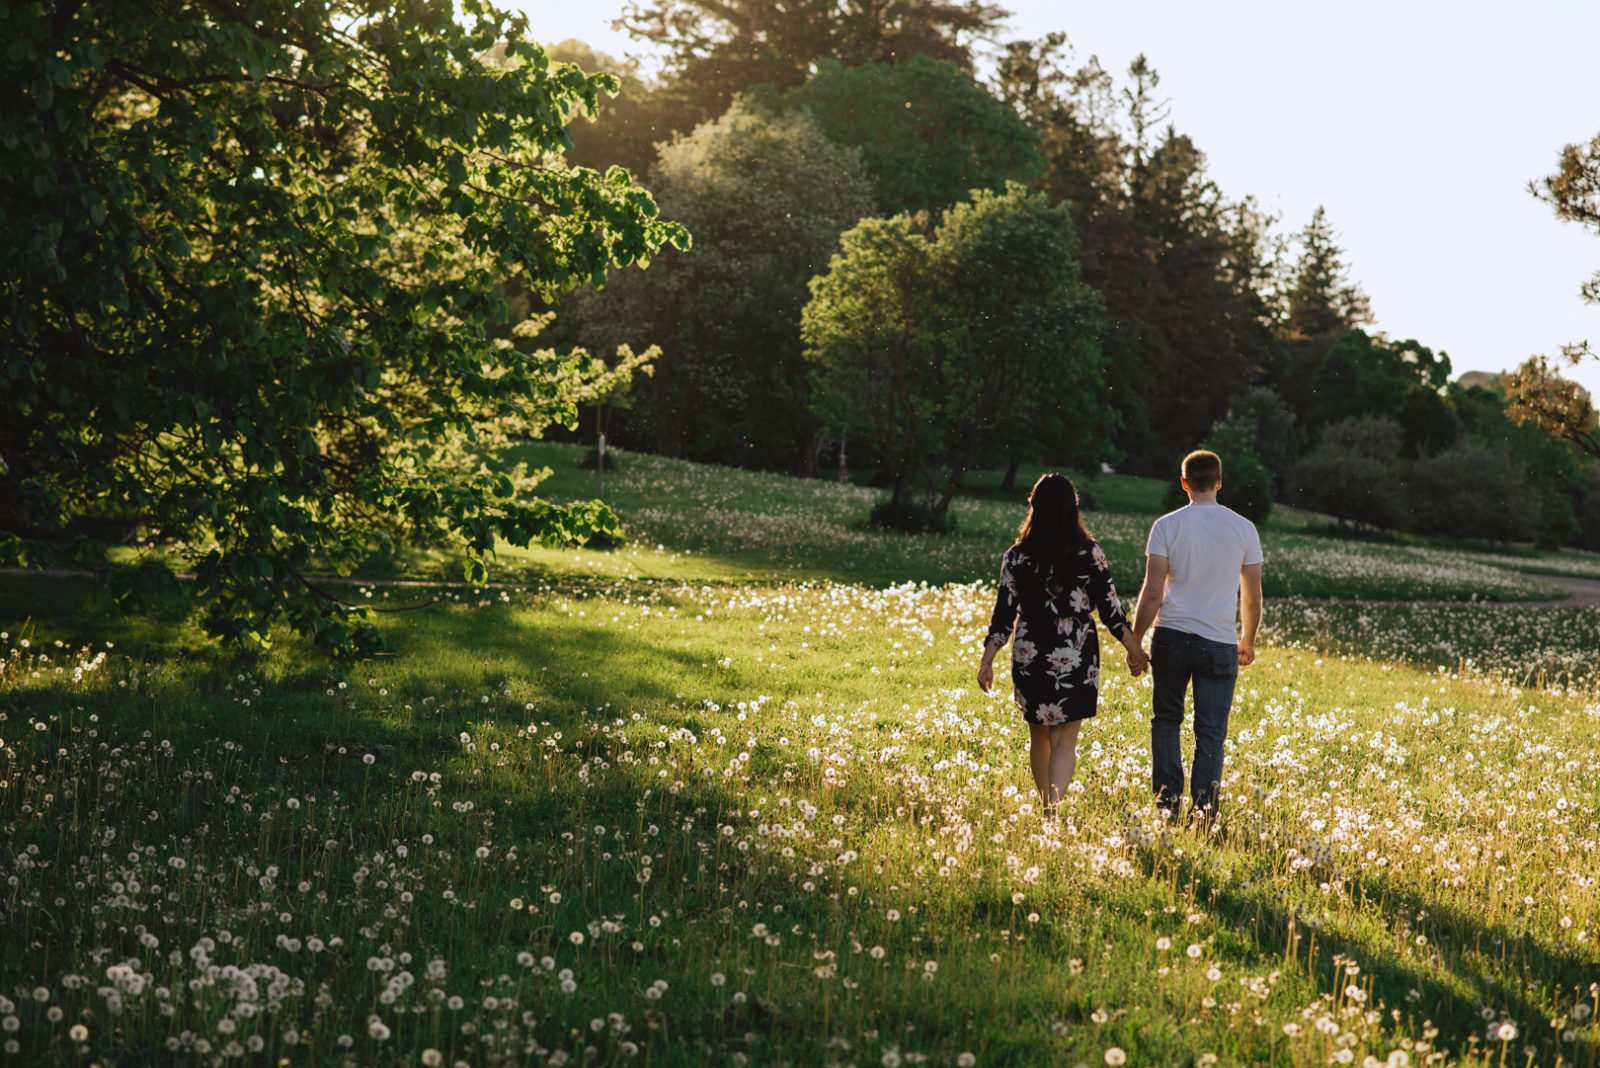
[976,450,1264,822]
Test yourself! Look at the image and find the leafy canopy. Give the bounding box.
[567,98,874,469]
[1506,129,1600,459]
[0,0,687,653]
[774,56,1042,217]
[803,182,1112,518]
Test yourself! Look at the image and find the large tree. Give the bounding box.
[568,98,875,470]
[1304,330,1451,435]
[1283,206,1373,343]
[1505,129,1600,459]
[0,0,686,652]
[1275,206,1375,416]
[803,182,1112,517]
[773,56,1041,216]
[995,47,1281,471]
[616,0,1007,136]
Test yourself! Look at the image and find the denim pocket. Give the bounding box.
[1205,644,1239,680]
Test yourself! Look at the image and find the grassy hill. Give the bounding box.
[2,446,1599,1066]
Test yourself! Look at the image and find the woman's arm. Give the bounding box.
[978,554,1019,693]
[977,639,1002,693]
[1088,542,1147,675]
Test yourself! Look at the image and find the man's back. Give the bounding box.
[1145,503,1262,645]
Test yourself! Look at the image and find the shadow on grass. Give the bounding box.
[1125,824,1599,1063]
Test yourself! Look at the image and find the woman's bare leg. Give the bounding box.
[1027,723,1055,814]
[1047,721,1082,803]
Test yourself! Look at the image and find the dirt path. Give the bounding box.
[1515,572,1600,608]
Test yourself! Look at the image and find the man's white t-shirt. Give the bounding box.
[1145,503,1264,646]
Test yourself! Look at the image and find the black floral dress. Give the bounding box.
[984,539,1130,725]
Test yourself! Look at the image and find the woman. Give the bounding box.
[977,473,1147,816]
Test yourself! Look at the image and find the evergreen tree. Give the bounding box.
[1285,207,1372,343]
[997,50,1281,472]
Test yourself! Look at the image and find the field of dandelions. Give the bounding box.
[3,445,1599,1067]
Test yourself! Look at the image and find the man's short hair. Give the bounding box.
[1182,449,1221,492]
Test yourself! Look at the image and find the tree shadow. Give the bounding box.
[1130,821,1599,1062]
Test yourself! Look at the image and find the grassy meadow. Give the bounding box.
[3,445,1600,1067]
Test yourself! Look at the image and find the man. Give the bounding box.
[1131,449,1263,821]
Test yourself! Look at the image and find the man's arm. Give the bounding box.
[1238,562,1263,666]
[1132,553,1169,640]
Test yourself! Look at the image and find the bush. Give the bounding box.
[1227,387,1301,494]
[869,498,957,534]
[1406,445,1535,542]
[1289,418,1408,530]
[1218,450,1274,525]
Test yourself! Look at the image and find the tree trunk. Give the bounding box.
[1000,457,1021,490]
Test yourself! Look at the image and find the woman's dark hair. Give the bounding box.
[1015,472,1091,572]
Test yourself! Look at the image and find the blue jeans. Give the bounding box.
[1149,626,1238,814]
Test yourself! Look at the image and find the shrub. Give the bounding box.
[1407,445,1535,542]
[1218,451,1274,525]
[1288,418,1408,530]
[869,498,957,534]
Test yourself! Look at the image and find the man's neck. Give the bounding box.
[1186,491,1219,506]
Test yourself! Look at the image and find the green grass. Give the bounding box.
[3,581,1599,1066]
[3,446,1600,1066]
[473,444,1582,603]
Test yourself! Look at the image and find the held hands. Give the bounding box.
[1122,629,1150,678]
[1126,647,1150,677]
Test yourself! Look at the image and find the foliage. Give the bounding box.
[1452,382,1591,549]
[1158,411,1275,524]
[1510,128,1600,460]
[803,183,1112,517]
[615,0,1006,135]
[1405,444,1535,542]
[1283,206,1373,343]
[1531,126,1600,305]
[1305,330,1451,434]
[1206,418,1275,525]
[775,56,1043,217]
[567,99,874,471]
[0,0,687,653]
[1219,387,1301,494]
[1288,418,1409,531]
[1000,51,1282,471]
[1502,348,1600,460]
[1586,466,1600,550]
[1293,405,1552,544]
[543,39,673,179]
[1395,382,1460,458]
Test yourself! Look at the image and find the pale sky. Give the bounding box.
[508,0,1600,396]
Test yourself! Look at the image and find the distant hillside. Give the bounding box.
[1457,370,1502,391]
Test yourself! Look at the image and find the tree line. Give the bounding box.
[547,0,1600,542]
[3,1,1598,652]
